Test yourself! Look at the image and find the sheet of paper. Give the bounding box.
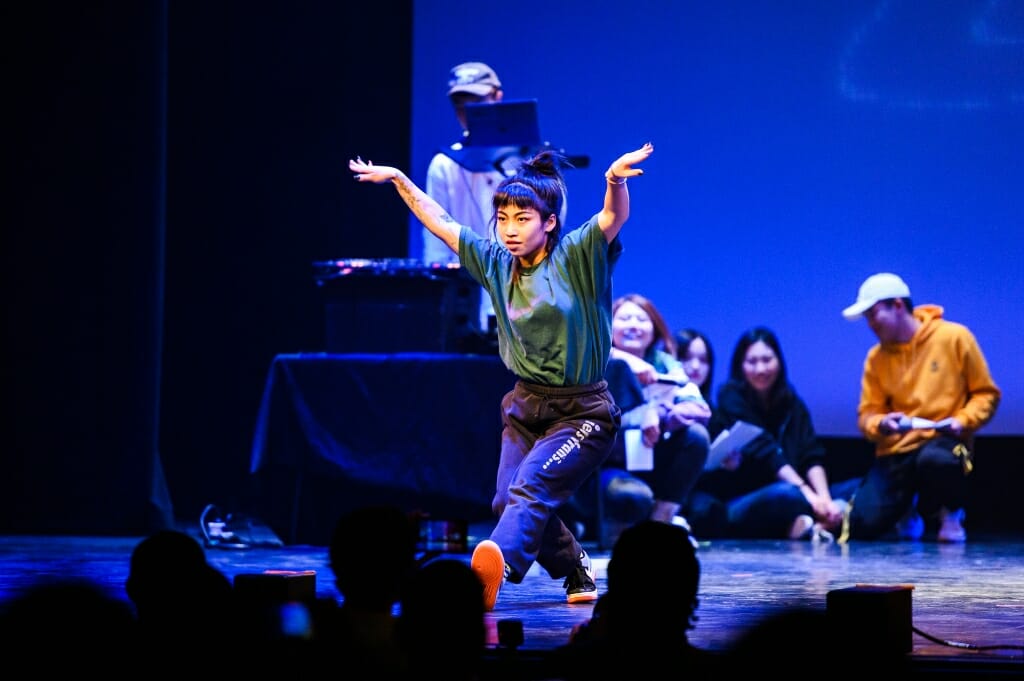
[899,416,955,431]
[706,420,764,470]
[624,428,654,471]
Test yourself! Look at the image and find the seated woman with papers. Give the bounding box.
[559,294,711,545]
[681,326,859,541]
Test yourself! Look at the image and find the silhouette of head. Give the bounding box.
[398,558,486,676]
[606,520,700,635]
[1,578,137,671]
[328,505,418,611]
[125,529,234,640]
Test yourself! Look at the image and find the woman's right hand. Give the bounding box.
[612,349,658,385]
[720,450,742,471]
[641,406,661,447]
[349,157,400,184]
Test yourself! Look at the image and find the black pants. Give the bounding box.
[489,380,620,582]
[848,436,969,540]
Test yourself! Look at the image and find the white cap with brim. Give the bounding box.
[447,62,501,97]
[842,273,911,320]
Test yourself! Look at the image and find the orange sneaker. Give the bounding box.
[471,540,507,611]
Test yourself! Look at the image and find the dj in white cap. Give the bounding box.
[419,63,507,334]
[421,62,564,337]
[838,272,1000,543]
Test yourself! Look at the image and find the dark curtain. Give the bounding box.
[3,2,173,533]
[2,1,412,534]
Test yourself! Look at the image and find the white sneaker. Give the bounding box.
[811,523,835,543]
[671,514,692,532]
[672,514,700,549]
[937,507,967,543]
[788,514,814,540]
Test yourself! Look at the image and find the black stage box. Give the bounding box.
[826,584,914,654]
[314,259,491,354]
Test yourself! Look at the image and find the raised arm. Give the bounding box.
[597,142,654,243]
[349,157,462,254]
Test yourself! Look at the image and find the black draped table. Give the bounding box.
[248,353,516,544]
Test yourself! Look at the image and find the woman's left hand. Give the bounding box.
[608,142,655,179]
[809,496,843,529]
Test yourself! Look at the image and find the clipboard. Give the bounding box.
[706,420,764,470]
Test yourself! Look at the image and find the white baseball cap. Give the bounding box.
[842,273,911,320]
[447,62,501,97]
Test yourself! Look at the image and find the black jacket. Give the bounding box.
[697,380,826,500]
[712,379,826,475]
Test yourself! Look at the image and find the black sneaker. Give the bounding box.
[564,550,598,604]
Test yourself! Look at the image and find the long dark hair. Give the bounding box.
[675,328,714,401]
[728,326,792,409]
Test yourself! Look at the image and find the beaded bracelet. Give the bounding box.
[605,170,627,185]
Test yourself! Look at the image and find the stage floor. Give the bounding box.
[2,527,1021,677]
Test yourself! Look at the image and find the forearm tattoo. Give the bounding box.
[395,175,459,248]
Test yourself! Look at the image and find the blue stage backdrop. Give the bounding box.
[408,0,1023,436]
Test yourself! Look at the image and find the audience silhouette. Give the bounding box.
[318,503,420,679]
[125,529,241,671]
[1,578,138,673]
[545,519,718,679]
[398,557,487,681]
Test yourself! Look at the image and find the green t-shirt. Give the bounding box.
[459,214,622,386]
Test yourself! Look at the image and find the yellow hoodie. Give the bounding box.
[857,304,1001,456]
